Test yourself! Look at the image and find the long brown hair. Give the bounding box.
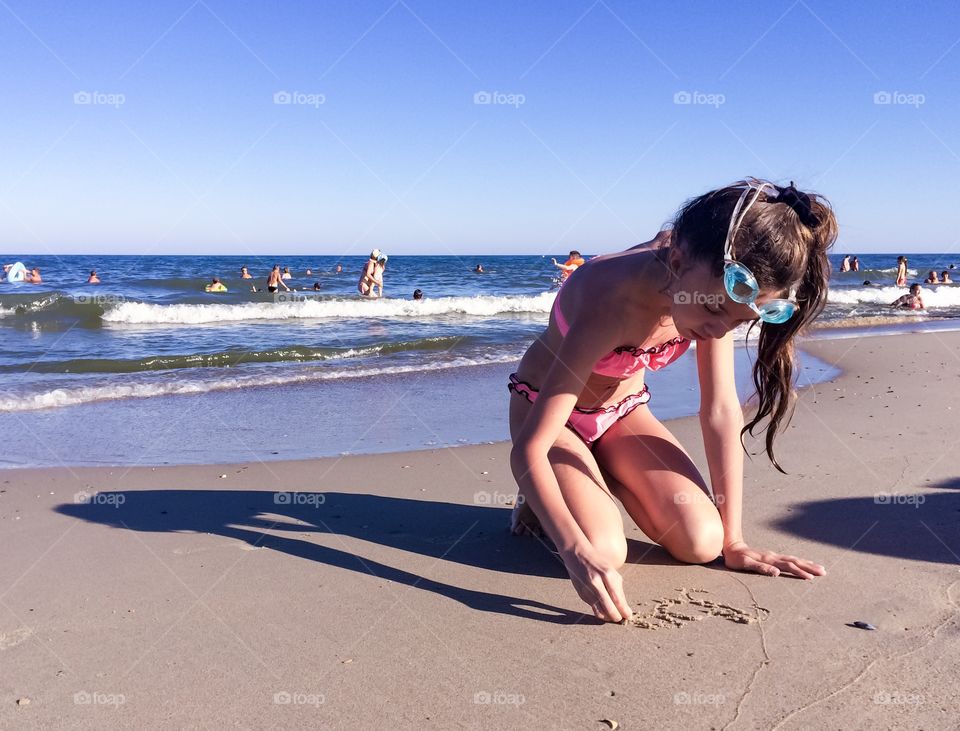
[671,179,838,472]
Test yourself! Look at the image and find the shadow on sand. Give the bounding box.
[772,477,960,564]
[57,489,679,624]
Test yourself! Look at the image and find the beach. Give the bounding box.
[2,330,958,729]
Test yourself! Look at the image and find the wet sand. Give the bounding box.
[1,331,958,729]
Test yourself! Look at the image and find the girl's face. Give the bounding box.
[667,255,783,340]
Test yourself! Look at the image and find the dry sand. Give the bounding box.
[2,331,959,729]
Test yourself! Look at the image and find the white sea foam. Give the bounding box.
[0,351,526,412]
[828,284,960,306]
[101,292,556,325]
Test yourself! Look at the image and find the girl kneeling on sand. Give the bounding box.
[508,179,837,622]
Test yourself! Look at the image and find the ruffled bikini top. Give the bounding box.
[552,287,690,378]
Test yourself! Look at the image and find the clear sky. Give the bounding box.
[0,0,957,256]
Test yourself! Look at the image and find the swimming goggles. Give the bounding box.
[722,182,798,325]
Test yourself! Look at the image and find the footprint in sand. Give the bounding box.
[630,588,768,630]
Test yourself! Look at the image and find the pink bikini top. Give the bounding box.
[552,291,690,378]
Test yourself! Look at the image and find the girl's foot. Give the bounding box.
[510,498,543,537]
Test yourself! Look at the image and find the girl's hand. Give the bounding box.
[559,543,633,622]
[723,541,826,580]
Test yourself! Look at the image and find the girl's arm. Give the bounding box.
[510,317,633,621]
[694,332,744,547]
[696,333,826,580]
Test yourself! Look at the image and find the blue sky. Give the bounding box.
[0,0,957,255]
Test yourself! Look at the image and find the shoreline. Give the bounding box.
[2,329,958,728]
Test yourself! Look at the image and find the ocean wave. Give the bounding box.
[101,292,556,325]
[827,284,960,306]
[1,336,464,374]
[0,351,525,412]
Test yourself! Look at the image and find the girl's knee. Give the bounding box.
[591,532,628,569]
[666,518,724,565]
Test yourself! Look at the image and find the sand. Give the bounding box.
[1,331,959,729]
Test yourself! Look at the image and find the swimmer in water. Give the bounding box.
[890,283,925,310]
[552,250,586,282]
[25,267,42,284]
[240,266,253,279]
[205,277,227,292]
[941,270,952,284]
[87,270,100,284]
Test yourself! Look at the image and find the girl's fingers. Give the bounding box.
[591,577,623,623]
[744,555,779,577]
[602,571,633,622]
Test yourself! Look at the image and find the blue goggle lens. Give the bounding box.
[723,262,759,303]
[754,299,796,324]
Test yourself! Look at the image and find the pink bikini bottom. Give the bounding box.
[508,373,651,447]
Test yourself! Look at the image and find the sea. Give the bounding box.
[0,252,956,468]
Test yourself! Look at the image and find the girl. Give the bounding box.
[508,179,837,623]
[895,256,908,287]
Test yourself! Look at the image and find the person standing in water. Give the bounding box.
[508,179,834,622]
[240,266,253,279]
[840,255,851,272]
[372,255,387,298]
[358,249,382,297]
[267,265,290,294]
[895,256,908,287]
[851,256,860,272]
